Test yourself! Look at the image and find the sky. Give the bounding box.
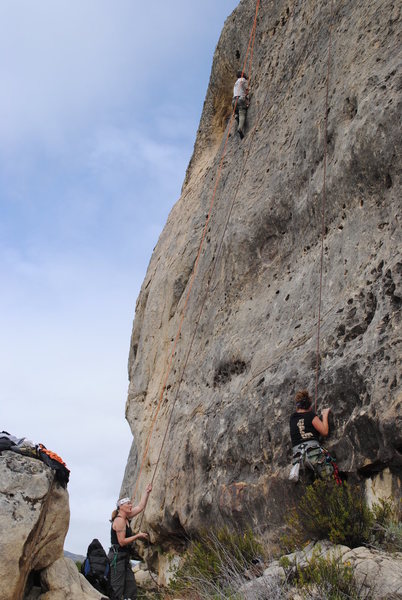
[0,0,239,555]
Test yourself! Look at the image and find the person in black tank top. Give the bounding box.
[110,521,134,554]
[290,389,330,446]
[290,409,321,446]
[289,389,333,479]
[109,483,152,600]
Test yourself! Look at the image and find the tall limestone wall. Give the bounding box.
[122,0,401,552]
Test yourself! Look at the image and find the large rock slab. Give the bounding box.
[123,0,401,554]
[284,541,402,600]
[342,546,402,600]
[39,557,106,600]
[0,451,69,600]
[241,541,402,600]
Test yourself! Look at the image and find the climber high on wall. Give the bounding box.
[232,70,249,139]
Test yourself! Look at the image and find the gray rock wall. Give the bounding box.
[123,0,401,550]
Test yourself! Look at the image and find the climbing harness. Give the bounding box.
[109,546,118,573]
[290,441,341,485]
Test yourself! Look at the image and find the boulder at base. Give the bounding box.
[240,541,402,600]
[0,451,69,599]
[38,557,106,600]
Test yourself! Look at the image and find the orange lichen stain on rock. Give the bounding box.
[219,481,247,512]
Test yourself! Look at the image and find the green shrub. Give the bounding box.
[371,496,394,525]
[137,589,163,600]
[370,497,402,552]
[296,548,373,600]
[282,480,373,550]
[281,479,402,557]
[168,526,264,599]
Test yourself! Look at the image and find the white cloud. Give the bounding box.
[85,122,192,218]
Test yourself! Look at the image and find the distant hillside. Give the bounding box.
[64,550,85,564]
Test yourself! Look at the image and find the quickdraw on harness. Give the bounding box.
[322,446,342,485]
[109,545,119,573]
[109,543,138,574]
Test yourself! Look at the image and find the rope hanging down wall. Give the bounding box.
[131,0,262,510]
[237,1,337,409]
[314,0,335,412]
[134,0,335,522]
[147,85,272,513]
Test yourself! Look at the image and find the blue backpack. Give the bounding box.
[81,539,111,595]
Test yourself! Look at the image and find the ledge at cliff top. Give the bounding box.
[122,0,401,557]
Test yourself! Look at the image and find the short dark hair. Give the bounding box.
[295,389,312,409]
[237,70,248,79]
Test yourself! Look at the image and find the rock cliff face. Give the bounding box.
[123,0,401,556]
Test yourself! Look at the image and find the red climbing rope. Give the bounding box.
[314,0,335,412]
[246,2,259,84]
[142,87,271,527]
[132,0,262,506]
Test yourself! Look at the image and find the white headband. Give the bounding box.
[117,496,131,507]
